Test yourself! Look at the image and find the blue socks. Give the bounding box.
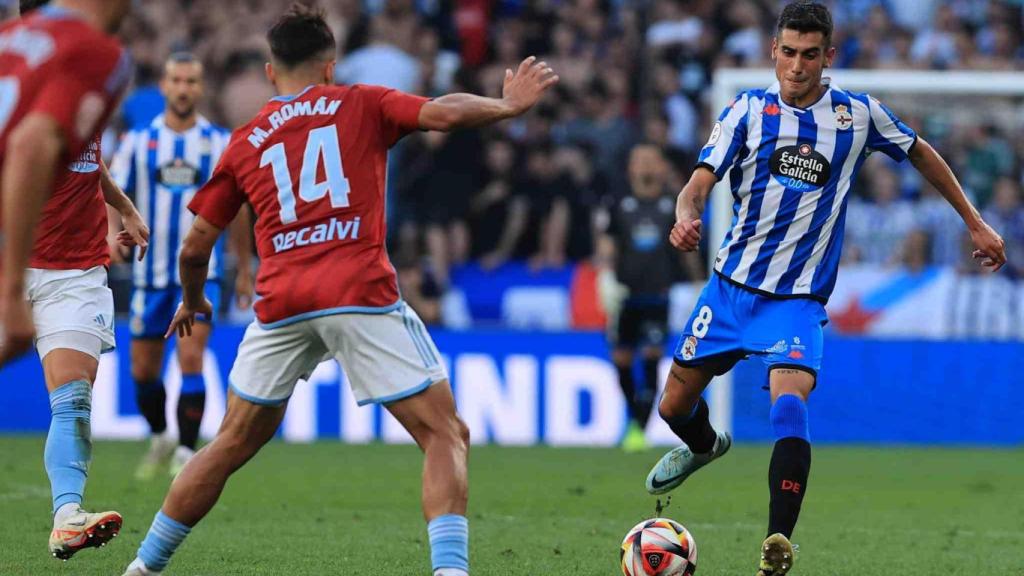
[180,373,205,395]
[768,394,811,538]
[46,380,92,514]
[428,514,469,573]
[138,511,192,571]
[770,394,810,442]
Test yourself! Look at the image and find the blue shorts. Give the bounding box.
[130,282,221,339]
[674,273,828,380]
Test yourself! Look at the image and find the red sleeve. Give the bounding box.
[372,86,429,146]
[188,155,245,230]
[30,44,127,160]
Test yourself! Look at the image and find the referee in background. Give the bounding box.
[598,144,703,451]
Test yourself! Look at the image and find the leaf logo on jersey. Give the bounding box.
[158,158,200,189]
[770,144,831,191]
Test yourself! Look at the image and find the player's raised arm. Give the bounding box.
[908,136,1007,271]
[417,56,559,132]
[669,167,718,253]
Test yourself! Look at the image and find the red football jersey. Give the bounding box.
[29,136,107,270]
[189,84,428,327]
[0,7,128,235]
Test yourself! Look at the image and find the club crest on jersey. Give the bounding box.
[834,104,853,130]
[158,159,200,189]
[682,336,698,360]
[770,144,831,191]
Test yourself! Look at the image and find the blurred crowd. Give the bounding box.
[7,0,1024,320]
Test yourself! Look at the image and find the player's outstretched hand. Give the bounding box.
[502,56,559,116]
[165,299,213,340]
[670,219,702,252]
[0,297,34,368]
[969,220,1007,272]
[117,209,150,261]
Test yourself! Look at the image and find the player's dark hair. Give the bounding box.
[777,2,833,46]
[20,0,50,14]
[267,3,337,69]
[167,51,200,66]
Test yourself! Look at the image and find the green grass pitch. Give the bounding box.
[1,437,1022,575]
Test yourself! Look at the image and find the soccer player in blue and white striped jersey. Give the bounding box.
[110,52,254,480]
[644,3,1006,575]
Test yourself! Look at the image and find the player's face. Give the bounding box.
[628,146,666,198]
[161,62,203,119]
[772,28,835,106]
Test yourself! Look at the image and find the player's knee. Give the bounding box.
[132,367,161,382]
[612,349,633,367]
[454,415,470,448]
[641,345,663,361]
[177,350,204,374]
[429,414,469,453]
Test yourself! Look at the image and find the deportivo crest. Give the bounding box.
[834,104,852,130]
[682,336,698,360]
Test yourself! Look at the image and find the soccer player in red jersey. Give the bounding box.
[0,0,134,360]
[122,4,557,575]
[0,0,141,561]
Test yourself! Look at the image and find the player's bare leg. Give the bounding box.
[387,381,471,576]
[171,321,211,476]
[646,360,732,494]
[757,368,814,576]
[41,346,122,559]
[125,392,286,574]
[131,339,175,479]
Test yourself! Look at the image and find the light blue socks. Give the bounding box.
[46,380,92,514]
[138,510,192,571]
[428,514,469,575]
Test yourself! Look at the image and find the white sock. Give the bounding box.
[434,570,468,576]
[128,557,161,575]
[54,502,82,526]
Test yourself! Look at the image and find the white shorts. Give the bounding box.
[229,303,448,406]
[26,267,116,360]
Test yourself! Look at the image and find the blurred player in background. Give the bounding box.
[598,144,702,452]
[111,52,251,480]
[643,2,1006,575]
[0,0,140,561]
[121,4,557,576]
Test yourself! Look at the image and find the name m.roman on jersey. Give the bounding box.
[271,215,361,253]
[247,96,342,148]
[770,143,831,191]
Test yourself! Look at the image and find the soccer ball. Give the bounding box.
[620,518,697,576]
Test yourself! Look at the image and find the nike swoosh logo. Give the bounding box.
[650,474,683,490]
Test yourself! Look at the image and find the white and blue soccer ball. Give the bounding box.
[620,518,697,576]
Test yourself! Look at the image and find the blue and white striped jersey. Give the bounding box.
[111,114,231,289]
[698,81,917,302]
